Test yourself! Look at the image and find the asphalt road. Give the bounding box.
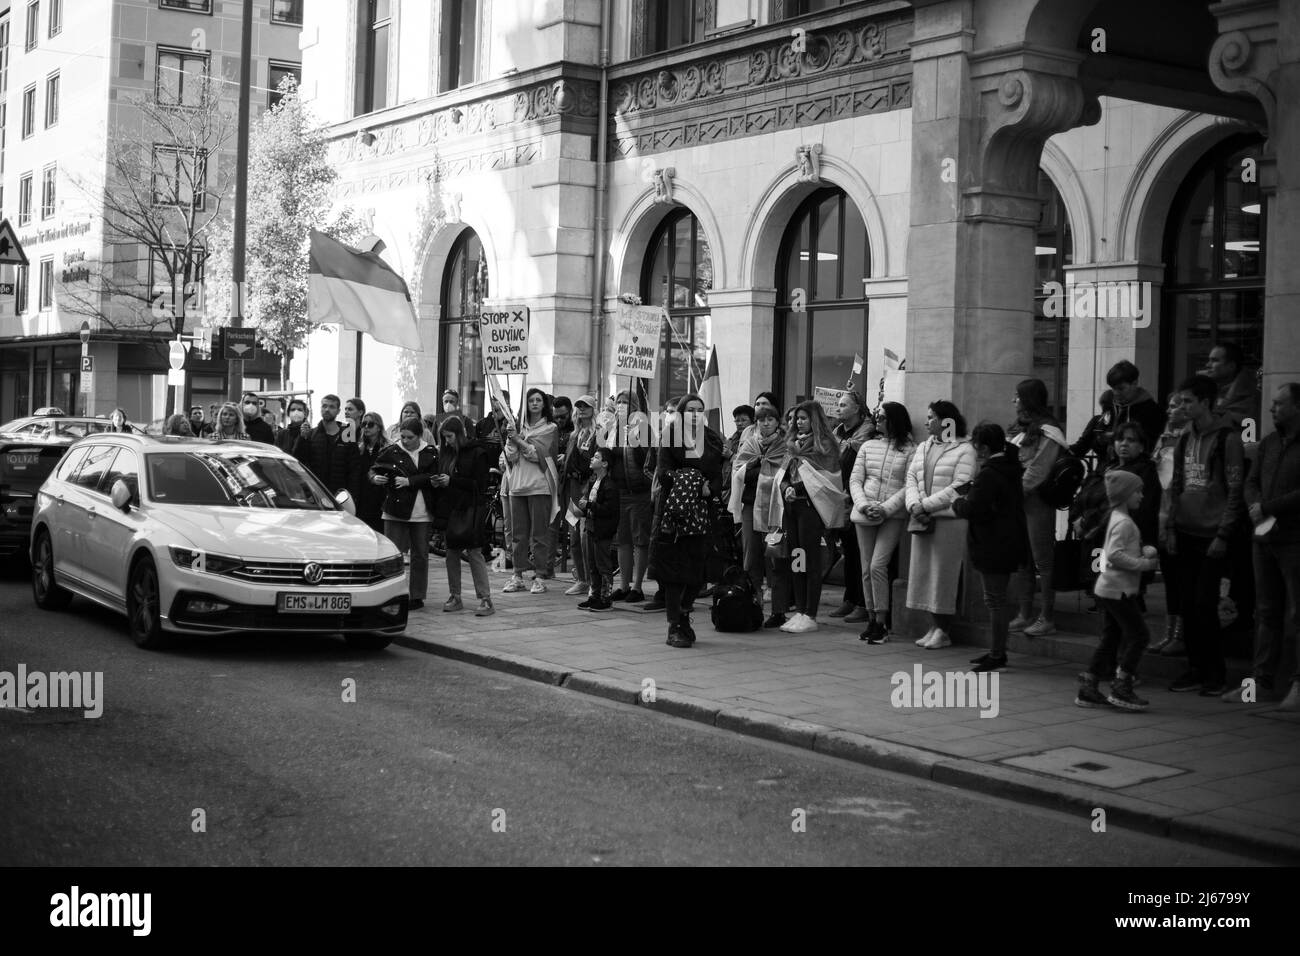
[0,570,1262,866]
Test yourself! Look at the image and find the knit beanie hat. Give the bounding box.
[1104,470,1143,507]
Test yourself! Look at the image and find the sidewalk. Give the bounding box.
[396,559,1300,864]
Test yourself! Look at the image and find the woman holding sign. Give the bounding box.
[501,388,560,595]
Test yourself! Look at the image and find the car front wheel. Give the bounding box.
[31,530,72,611]
[127,556,168,650]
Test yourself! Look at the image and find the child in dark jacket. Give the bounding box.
[577,448,621,611]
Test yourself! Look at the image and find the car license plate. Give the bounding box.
[278,593,352,613]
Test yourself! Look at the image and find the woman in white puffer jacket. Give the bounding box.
[905,400,978,649]
[849,402,915,644]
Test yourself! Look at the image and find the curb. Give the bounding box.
[396,633,1300,865]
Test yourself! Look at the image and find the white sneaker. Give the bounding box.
[1024,618,1056,637]
[922,629,952,649]
[564,581,588,596]
[530,578,547,594]
[787,614,819,633]
[780,613,805,633]
[502,576,526,593]
[915,627,936,647]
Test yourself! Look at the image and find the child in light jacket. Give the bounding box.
[1077,470,1160,712]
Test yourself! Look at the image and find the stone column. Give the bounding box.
[1210,0,1298,430]
[706,288,776,416]
[905,1,1096,428]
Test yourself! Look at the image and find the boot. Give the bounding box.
[1074,672,1110,709]
[678,613,697,645]
[1107,671,1149,711]
[1148,614,1180,653]
[1159,616,1186,656]
[667,622,692,648]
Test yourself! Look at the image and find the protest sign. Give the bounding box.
[611,302,664,379]
[480,305,530,374]
[813,386,846,420]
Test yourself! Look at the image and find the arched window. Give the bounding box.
[640,208,712,407]
[1162,133,1265,416]
[1034,170,1073,423]
[439,228,488,419]
[775,186,870,403]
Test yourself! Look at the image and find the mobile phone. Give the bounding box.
[953,481,973,494]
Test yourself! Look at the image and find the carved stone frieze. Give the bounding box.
[335,142,543,198]
[328,78,597,167]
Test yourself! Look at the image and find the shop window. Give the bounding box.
[1033,171,1073,424]
[439,229,488,420]
[640,208,713,409]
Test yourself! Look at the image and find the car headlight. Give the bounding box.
[168,546,242,575]
[375,554,404,579]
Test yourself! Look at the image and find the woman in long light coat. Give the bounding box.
[849,401,915,643]
[905,400,978,649]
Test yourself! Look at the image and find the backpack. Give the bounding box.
[710,565,763,633]
[1041,450,1087,510]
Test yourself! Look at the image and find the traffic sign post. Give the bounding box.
[219,327,257,360]
[0,218,29,266]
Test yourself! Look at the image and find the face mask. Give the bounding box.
[243,404,258,415]
[290,410,305,423]
[443,402,457,410]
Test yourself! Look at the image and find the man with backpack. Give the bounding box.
[1161,374,1246,697]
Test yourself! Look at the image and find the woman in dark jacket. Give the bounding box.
[351,412,389,532]
[953,422,1030,672]
[275,399,310,454]
[649,393,725,648]
[433,417,494,616]
[370,416,439,610]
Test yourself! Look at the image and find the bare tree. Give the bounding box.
[64,73,237,411]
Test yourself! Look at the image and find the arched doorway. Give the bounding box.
[439,228,489,419]
[639,207,713,409]
[1161,133,1265,420]
[774,186,870,404]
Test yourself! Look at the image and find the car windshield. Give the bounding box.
[146,451,340,510]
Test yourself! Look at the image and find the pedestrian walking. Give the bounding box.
[771,400,845,633]
[953,422,1028,671]
[501,387,560,594]
[1076,470,1161,711]
[433,417,494,616]
[906,401,977,649]
[212,402,246,440]
[849,401,915,643]
[1008,378,1070,637]
[829,389,876,623]
[372,417,439,611]
[650,394,724,647]
[352,412,389,532]
[576,446,620,611]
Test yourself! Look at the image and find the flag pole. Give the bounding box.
[226,0,254,403]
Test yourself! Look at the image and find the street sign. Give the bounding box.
[81,355,94,373]
[0,283,14,295]
[220,327,257,360]
[80,372,93,394]
[167,369,185,387]
[168,340,187,370]
[0,219,28,266]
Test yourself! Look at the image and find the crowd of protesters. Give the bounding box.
[168,340,1295,713]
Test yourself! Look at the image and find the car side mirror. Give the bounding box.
[110,479,132,513]
[335,489,356,516]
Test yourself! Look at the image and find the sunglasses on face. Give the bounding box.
[362,421,379,428]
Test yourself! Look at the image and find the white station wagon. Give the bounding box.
[29,434,408,649]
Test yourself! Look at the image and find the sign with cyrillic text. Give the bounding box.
[611,303,664,379]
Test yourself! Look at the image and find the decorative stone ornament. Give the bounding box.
[444,192,463,224]
[652,167,677,204]
[795,144,823,183]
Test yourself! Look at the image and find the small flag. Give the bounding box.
[852,352,864,375]
[308,230,422,351]
[566,500,582,528]
[700,345,722,433]
[482,371,517,434]
[883,347,902,371]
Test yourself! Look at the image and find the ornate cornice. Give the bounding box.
[1208,29,1277,134]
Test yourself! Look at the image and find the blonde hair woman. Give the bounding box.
[212,402,247,440]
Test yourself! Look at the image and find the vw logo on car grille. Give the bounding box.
[302,562,325,585]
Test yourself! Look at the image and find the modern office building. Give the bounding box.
[0,0,303,425]
[297,0,1293,445]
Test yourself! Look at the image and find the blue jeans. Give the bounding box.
[383,519,430,601]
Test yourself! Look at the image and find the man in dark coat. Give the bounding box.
[241,393,276,444]
[1107,360,1165,450]
[294,393,358,497]
[953,422,1029,672]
